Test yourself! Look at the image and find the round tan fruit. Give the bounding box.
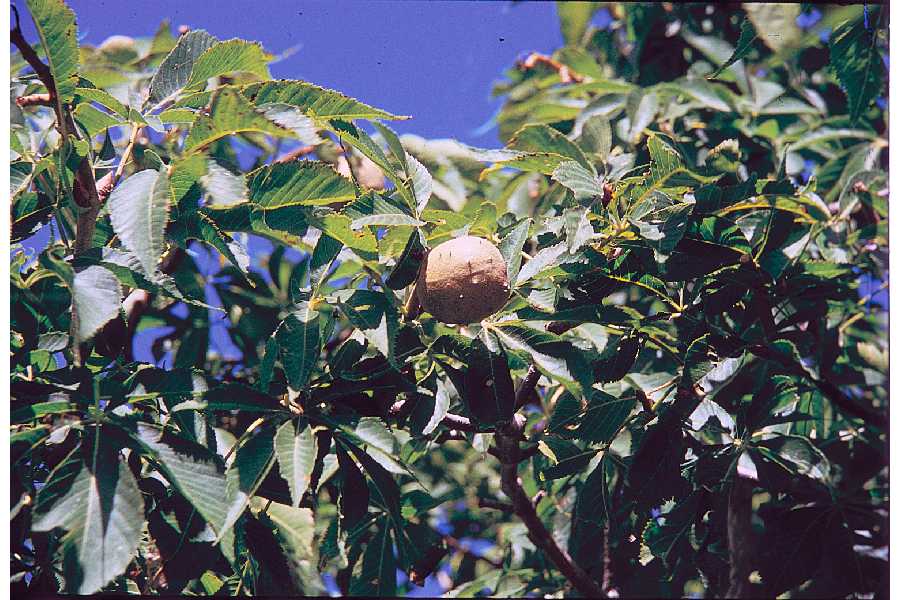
[336,155,385,190]
[417,236,509,324]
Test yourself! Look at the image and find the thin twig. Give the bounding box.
[274,144,316,164]
[478,498,514,512]
[15,92,52,107]
[518,52,585,83]
[515,364,541,409]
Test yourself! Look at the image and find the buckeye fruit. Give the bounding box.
[417,236,509,324]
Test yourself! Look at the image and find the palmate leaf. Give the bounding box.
[335,289,400,365]
[629,193,695,260]
[641,492,699,570]
[183,87,289,153]
[708,18,757,80]
[186,39,272,89]
[552,161,605,202]
[108,168,171,276]
[336,445,370,532]
[136,423,230,536]
[32,430,145,594]
[549,390,635,444]
[499,217,532,284]
[492,322,593,397]
[274,420,317,507]
[71,265,122,344]
[258,103,323,145]
[147,29,218,107]
[557,1,598,46]
[537,436,598,480]
[830,9,885,122]
[244,80,410,121]
[25,0,79,103]
[510,123,595,173]
[221,426,276,540]
[247,160,356,208]
[351,417,408,475]
[275,301,322,390]
[249,498,322,594]
[569,456,611,573]
[343,438,402,522]
[349,517,396,596]
[201,159,248,206]
[72,103,121,137]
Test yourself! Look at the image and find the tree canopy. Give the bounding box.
[10,1,888,597]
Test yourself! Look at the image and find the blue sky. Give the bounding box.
[63,0,565,146]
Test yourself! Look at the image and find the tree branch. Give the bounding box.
[494,415,604,598]
[726,475,755,598]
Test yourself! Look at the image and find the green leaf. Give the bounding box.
[421,378,452,436]
[258,103,323,146]
[25,0,79,103]
[830,9,886,122]
[579,114,613,160]
[646,133,719,189]
[32,431,145,594]
[11,161,33,197]
[136,423,229,536]
[744,4,801,52]
[244,80,410,121]
[336,289,400,364]
[538,437,598,480]
[201,159,247,206]
[183,87,289,153]
[510,123,594,173]
[499,218,532,284]
[248,160,356,208]
[274,419,317,507]
[349,518,396,596]
[569,457,610,572]
[755,435,831,483]
[147,29,218,107]
[708,18,758,79]
[276,302,322,390]
[336,445,370,530]
[385,229,425,290]
[343,439,402,521]
[550,390,635,444]
[186,39,272,88]
[222,426,276,539]
[625,89,659,145]
[552,161,605,202]
[72,103,122,138]
[515,242,570,286]
[71,265,122,344]
[630,193,694,259]
[108,168,171,276]
[250,499,321,594]
[492,322,592,397]
[641,493,699,569]
[593,333,642,383]
[557,1,599,45]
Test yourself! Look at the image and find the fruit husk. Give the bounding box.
[417,235,509,324]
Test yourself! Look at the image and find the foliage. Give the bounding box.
[10,1,888,597]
